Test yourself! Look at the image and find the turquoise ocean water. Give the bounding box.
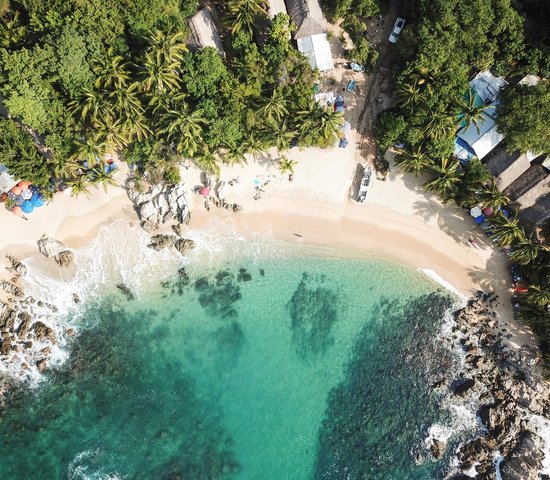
[0,253,464,479]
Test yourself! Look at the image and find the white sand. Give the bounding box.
[0,136,536,348]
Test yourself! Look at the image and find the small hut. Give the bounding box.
[187,9,224,56]
[284,0,333,71]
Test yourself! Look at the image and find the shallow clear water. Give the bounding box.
[0,255,460,479]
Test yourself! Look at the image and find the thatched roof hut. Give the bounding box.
[187,9,224,55]
[284,0,327,39]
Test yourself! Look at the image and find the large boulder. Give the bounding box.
[500,431,544,480]
[37,234,66,257]
[55,250,74,268]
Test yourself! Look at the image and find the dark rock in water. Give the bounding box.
[32,321,54,341]
[215,270,233,286]
[55,250,74,268]
[500,431,544,480]
[177,267,190,286]
[450,378,475,396]
[237,271,252,282]
[72,293,80,304]
[194,277,210,292]
[259,268,265,277]
[36,359,47,372]
[429,438,446,459]
[148,234,177,251]
[0,332,12,355]
[16,312,32,338]
[172,223,183,237]
[66,328,75,337]
[116,284,135,301]
[174,238,195,255]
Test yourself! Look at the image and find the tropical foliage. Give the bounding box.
[0,2,336,191]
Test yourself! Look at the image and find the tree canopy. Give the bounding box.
[496,81,550,155]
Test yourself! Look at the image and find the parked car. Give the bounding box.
[388,17,405,43]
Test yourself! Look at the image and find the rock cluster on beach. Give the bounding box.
[443,292,550,480]
[126,180,189,232]
[37,234,74,268]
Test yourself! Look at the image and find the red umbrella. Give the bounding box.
[11,186,22,196]
[199,187,210,196]
[482,207,494,216]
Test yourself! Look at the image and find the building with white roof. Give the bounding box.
[267,0,288,19]
[187,9,224,56]
[285,0,333,71]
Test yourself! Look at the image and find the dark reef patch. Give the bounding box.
[0,302,239,480]
[287,273,340,360]
[313,292,456,480]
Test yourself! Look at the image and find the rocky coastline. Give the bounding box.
[438,292,550,480]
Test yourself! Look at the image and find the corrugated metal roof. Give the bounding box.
[457,112,504,159]
[469,71,508,103]
[297,33,333,71]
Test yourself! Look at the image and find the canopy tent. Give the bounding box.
[297,34,334,72]
[470,206,482,218]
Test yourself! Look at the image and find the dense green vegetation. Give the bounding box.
[375,0,550,365]
[0,0,343,188]
[496,81,550,155]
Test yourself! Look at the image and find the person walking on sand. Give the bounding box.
[468,237,476,245]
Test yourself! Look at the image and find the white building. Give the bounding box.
[187,9,224,56]
[285,0,334,72]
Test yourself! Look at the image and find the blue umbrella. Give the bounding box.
[21,200,34,214]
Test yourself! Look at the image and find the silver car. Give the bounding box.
[388,17,406,43]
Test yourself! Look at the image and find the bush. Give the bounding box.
[375,111,407,152]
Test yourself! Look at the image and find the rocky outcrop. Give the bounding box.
[37,234,74,268]
[148,234,177,251]
[126,181,189,231]
[447,292,550,479]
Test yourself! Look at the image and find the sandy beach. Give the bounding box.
[0,133,536,349]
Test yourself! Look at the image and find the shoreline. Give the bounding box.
[0,147,537,350]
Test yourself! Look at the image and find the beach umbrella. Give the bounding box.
[11,206,22,216]
[19,181,31,189]
[11,186,22,196]
[340,121,351,133]
[482,207,494,216]
[13,195,24,206]
[474,214,485,224]
[21,189,32,200]
[21,200,34,214]
[469,206,482,218]
[199,186,210,197]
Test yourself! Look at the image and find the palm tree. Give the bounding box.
[298,103,343,142]
[524,285,550,308]
[456,88,491,133]
[87,167,118,192]
[256,89,288,124]
[68,88,113,129]
[278,156,297,175]
[265,119,296,154]
[424,108,454,141]
[395,146,431,177]
[122,115,151,142]
[479,180,510,209]
[194,147,220,176]
[397,77,428,108]
[70,136,106,167]
[424,157,460,201]
[489,213,524,247]
[141,55,181,95]
[49,157,82,180]
[223,143,248,165]
[67,177,91,198]
[109,83,145,120]
[510,234,550,265]
[95,119,131,150]
[160,108,206,157]
[93,47,132,90]
[225,0,267,36]
[242,134,268,162]
[145,30,187,66]
[0,11,27,48]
